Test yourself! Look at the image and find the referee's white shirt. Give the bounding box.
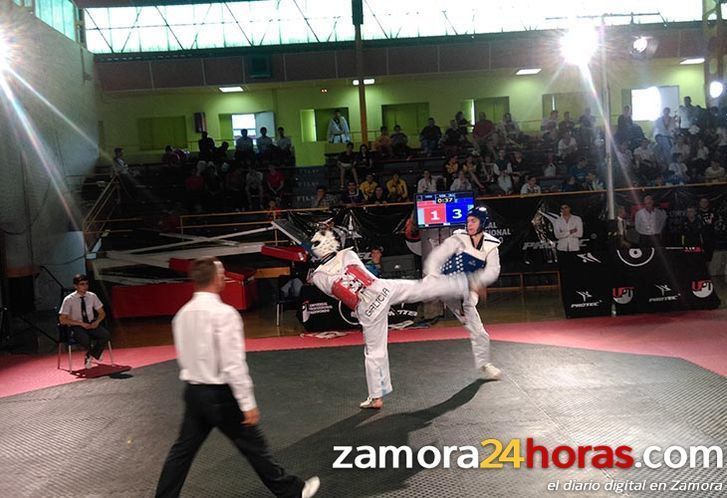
[172,292,256,412]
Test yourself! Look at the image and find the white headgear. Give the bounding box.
[310,229,340,259]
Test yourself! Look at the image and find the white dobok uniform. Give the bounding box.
[309,248,470,399]
[424,231,501,368]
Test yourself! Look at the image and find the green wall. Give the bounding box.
[97,60,705,166]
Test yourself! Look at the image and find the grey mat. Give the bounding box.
[0,340,725,497]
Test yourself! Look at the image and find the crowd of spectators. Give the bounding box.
[114,102,727,215]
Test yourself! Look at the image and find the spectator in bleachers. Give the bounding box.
[558,111,575,138]
[341,180,365,206]
[374,126,393,158]
[671,135,690,161]
[184,169,205,213]
[390,125,409,157]
[327,109,351,143]
[520,175,541,195]
[225,165,244,209]
[359,173,378,201]
[203,162,223,202]
[569,157,589,187]
[497,166,514,195]
[443,154,460,187]
[450,170,472,192]
[578,107,595,140]
[355,144,374,173]
[704,159,726,183]
[198,131,215,161]
[245,167,264,210]
[368,185,388,204]
[653,107,676,167]
[557,130,579,163]
[235,129,255,166]
[455,111,470,137]
[417,169,437,194]
[479,154,501,194]
[441,120,467,154]
[585,171,605,191]
[162,145,181,166]
[542,151,558,177]
[498,112,522,145]
[386,171,409,202]
[337,142,359,189]
[633,138,659,185]
[419,117,442,156]
[274,127,294,164]
[692,138,710,172]
[541,110,559,142]
[265,164,285,205]
[213,141,230,164]
[509,149,527,190]
[676,96,696,133]
[256,127,274,159]
[666,153,689,185]
[311,186,335,208]
[472,112,495,152]
[266,198,282,220]
[559,176,577,192]
[461,154,485,191]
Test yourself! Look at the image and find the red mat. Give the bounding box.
[1,310,725,398]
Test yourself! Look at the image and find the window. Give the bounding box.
[232,114,257,141]
[474,97,510,123]
[630,86,679,121]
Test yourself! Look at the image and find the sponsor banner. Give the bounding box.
[559,251,611,318]
[611,247,720,315]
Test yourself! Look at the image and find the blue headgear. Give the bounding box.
[467,206,490,232]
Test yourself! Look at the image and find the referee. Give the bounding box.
[156,257,319,498]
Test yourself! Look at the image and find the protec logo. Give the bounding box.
[691,280,714,298]
[613,287,634,304]
[577,253,602,264]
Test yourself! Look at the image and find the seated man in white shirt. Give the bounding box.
[156,257,319,498]
[58,274,111,370]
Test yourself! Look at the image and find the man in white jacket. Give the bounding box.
[308,225,496,410]
[424,206,503,381]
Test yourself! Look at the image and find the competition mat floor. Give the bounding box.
[1,335,725,497]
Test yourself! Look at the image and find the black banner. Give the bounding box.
[559,251,612,318]
[287,186,727,269]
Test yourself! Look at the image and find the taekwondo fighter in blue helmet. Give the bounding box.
[424,206,503,380]
[307,224,493,410]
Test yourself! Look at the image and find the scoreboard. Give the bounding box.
[415,191,475,228]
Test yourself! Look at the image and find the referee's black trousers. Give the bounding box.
[156,384,304,497]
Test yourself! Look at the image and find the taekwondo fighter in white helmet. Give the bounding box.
[424,206,502,380]
[308,225,492,409]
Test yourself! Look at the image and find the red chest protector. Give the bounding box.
[331,264,375,310]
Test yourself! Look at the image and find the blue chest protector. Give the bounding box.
[441,251,487,275]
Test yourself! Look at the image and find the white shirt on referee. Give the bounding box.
[172,292,256,412]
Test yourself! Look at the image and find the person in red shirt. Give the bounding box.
[472,112,495,152]
[265,164,285,204]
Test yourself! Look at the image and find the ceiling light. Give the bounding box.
[516,68,541,76]
[560,27,598,67]
[219,86,244,93]
[709,81,724,99]
[680,58,705,65]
